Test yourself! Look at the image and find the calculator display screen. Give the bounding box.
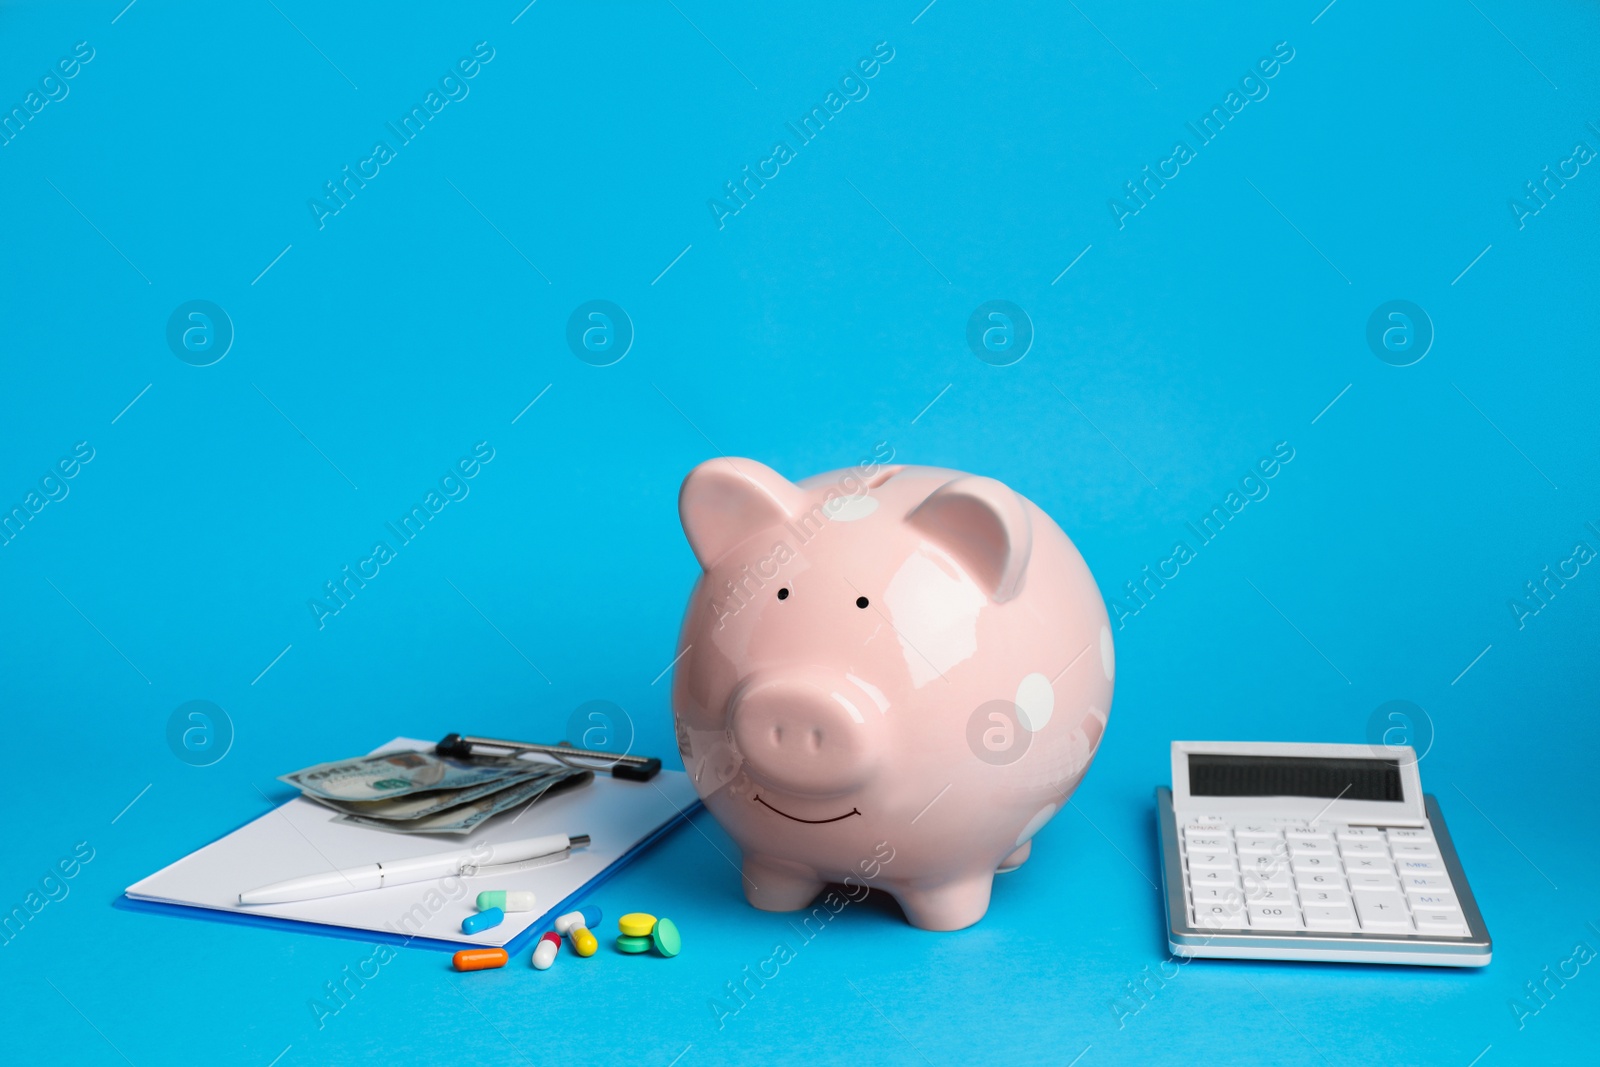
[1187,754,1403,801]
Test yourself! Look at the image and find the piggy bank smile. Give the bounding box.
[751,797,862,824]
[671,457,1114,931]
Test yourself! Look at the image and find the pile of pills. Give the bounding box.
[617,912,681,958]
[533,905,602,970]
[451,897,678,973]
[555,905,602,958]
[452,890,541,971]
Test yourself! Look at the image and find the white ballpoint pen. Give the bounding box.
[238,832,589,905]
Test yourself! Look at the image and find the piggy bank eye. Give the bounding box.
[777,588,789,600]
[855,596,869,609]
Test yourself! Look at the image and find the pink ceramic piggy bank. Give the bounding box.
[671,457,1114,930]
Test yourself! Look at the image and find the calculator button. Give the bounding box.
[1295,872,1343,890]
[1339,840,1387,856]
[1191,869,1240,886]
[1243,871,1292,890]
[1337,827,1382,840]
[1291,856,1338,872]
[1400,874,1450,891]
[1185,822,1227,834]
[1405,891,1459,911]
[1386,828,1431,842]
[1186,852,1237,871]
[1414,912,1469,937]
[1185,835,1231,851]
[1192,885,1243,904]
[1300,886,1350,906]
[1236,823,1275,835]
[1391,842,1440,859]
[1349,872,1400,892]
[1247,904,1302,929]
[1194,904,1248,930]
[1355,893,1413,932]
[1303,905,1358,932]
[1236,835,1285,852]
[1241,854,1289,874]
[1345,857,1395,875]
[1244,885,1295,905]
[1396,858,1446,874]
[1288,840,1335,857]
[1286,830,1333,844]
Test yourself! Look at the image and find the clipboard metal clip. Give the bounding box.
[437,733,662,781]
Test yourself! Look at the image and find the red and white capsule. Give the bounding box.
[531,930,561,970]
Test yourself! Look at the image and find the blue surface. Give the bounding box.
[2,2,1597,1064]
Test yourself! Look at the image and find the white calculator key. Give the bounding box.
[1185,822,1227,834]
[1236,823,1276,835]
[1295,872,1344,891]
[1391,842,1440,859]
[1349,872,1400,892]
[1247,904,1302,929]
[1414,911,1469,936]
[1385,828,1432,842]
[1241,854,1289,875]
[1397,858,1446,874]
[1355,893,1413,932]
[1236,837,1287,855]
[1400,874,1451,892]
[1244,885,1295,905]
[1345,856,1395,875]
[1288,840,1335,857]
[1187,852,1237,871]
[1191,869,1240,887]
[1337,827,1383,840]
[1194,904,1248,930]
[1291,855,1338,872]
[1406,891,1459,911]
[1243,870,1292,890]
[1191,885,1243,904]
[1186,835,1231,851]
[1303,905,1358,932]
[1300,886,1350,906]
[1286,830,1333,844]
[1339,840,1387,856]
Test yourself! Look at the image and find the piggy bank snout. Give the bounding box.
[729,676,880,797]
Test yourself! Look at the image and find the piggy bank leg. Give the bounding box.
[891,872,994,931]
[741,854,826,912]
[997,839,1032,872]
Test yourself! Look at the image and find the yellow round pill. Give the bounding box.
[618,912,657,937]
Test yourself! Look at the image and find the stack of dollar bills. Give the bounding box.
[279,750,591,835]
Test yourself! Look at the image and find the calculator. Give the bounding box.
[1156,741,1491,966]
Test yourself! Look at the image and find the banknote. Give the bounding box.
[303,763,568,821]
[279,750,528,802]
[331,767,592,835]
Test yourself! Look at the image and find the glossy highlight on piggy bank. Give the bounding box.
[671,457,1114,931]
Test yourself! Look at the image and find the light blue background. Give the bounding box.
[2,1,1597,1064]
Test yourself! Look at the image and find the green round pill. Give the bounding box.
[615,934,654,954]
[651,917,681,957]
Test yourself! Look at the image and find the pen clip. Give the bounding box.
[458,847,572,878]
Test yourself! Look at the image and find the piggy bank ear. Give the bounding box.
[679,458,806,570]
[907,476,1033,602]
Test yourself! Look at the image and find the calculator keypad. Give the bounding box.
[1180,821,1469,937]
